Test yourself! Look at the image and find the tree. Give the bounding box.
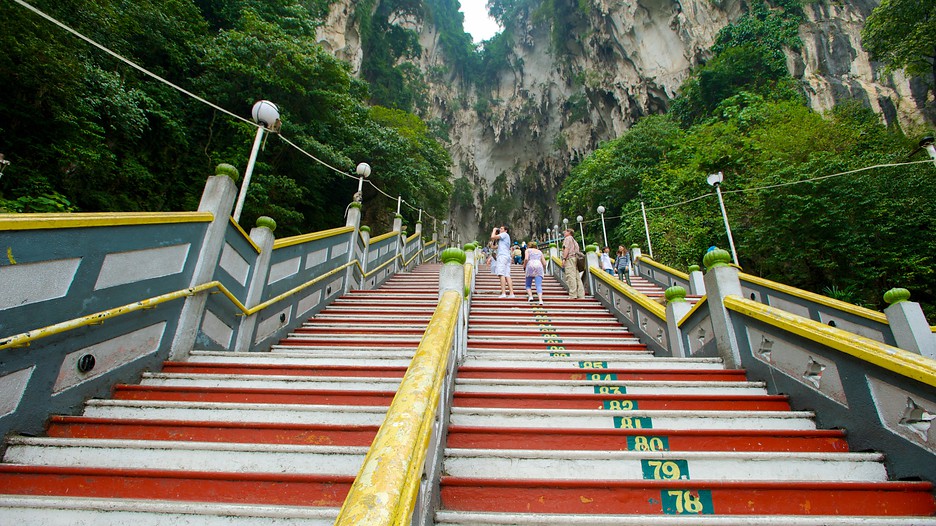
[861,0,936,98]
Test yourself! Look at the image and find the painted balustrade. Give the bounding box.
[0,165,434,444]
[556,244,936,484]
[336,248,468,526]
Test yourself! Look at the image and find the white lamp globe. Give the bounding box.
[251,100,280,127]
[597,205,605,215]
[356,162,371,178]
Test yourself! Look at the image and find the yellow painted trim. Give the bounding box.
[464,262,473,297]
[0,262,355,351]
[403,249,422,268]
[739,272,888,324]
[405,232,419,243]
[363,257,395,278]
[590,266,667,320]
[369,230,400,245]
[678,295,709,327]
[725,295,936,388]
[336,290,462,525]
[0,212,214,231]
[272,226,354,250]
[638,256,690,280]
[228,218,261,253]
[424,240,436,247]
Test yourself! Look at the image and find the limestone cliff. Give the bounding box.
[316,0,932,242]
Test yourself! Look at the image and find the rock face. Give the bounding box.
[317,0,932,242]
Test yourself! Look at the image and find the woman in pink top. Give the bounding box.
[523,241,545,305]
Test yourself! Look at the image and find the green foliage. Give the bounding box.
[451,177,474,209]
[357,0,426,111]
[861,0,936,96]
[0,0,450,236]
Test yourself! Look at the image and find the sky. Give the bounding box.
[459,0,502,43]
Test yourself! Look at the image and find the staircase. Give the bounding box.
[435,265,936,525]
[0,264,443,524]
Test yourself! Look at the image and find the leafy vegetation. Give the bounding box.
[560,0,936,319]
[0,0,450,234]
[861,0,936,100]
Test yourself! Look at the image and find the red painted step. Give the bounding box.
[440,477,936,516]
[457,367,749,382]
[468,328,636,338]
[467,341,647,352]
[451,392,790,411]
[161,362,407,378]
[277,337,417,348]
[445,426,850,452]
[292,326,427,336]
[0,465,352,506]
[112,385,398,406]
[47,416,378,446]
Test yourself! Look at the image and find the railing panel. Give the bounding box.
[590,269,670,356]
[726,295,936,482]
[366,231,400,289]
[677,298,717,357]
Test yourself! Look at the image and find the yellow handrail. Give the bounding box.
[678,295,709,327]
[725,295,936,387]
[369,230,401,244]
[638,256,690,280]
[272,226,354,250]
[0,262,354,351]
[464,262,473,297]
[0,211,213,231]
[591,267,667,320]
[335,289,462,525]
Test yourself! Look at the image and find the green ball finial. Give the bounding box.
[883,288,911,305]
[255,216,277,232]
[665,286,687,303]
[440,247,466,265]
[215,163,240,182]
[349,201,362,209]
[394,213,403,219]
[463,243,477,251]
[359,225,371,233]
[585,244,598,253]
[688,265,701,273]
[703,248,731,270]
[630,244,640,249]
[549,243,557,248]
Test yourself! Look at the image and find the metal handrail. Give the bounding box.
[0,262,354,351]
[335,289,462,525]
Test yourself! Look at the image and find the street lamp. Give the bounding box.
[920,136,936,167]
[0,153,9,183]
[553,224,559,244]
[596,205,608,248]
[233,100,281,222]
[707,171,739,264]
[576,215,585,248]
[354,162,371,202]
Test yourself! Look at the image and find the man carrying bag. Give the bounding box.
[561,228,585,299]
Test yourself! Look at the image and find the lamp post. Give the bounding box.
[234,100,280,223]
[640,200,654,259]
[553,224,559,244]
[0,153,9,183]
[597,205,608,248]
[355,162,371,201]
[707,171,739,265]
[920,136,936,167]
[576,215,585,248]
[562,218,569,240]
[442,220,448,243]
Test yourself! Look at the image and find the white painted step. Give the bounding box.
[82,400,388,426]
[187,350,410,365]
[467,336,642,345]
[244,351,415,366]
[467,326,634,335]
[0,496,337,525]
[469,316,621,325]
[459,359,725,370]
[441,448,886,481]
[301,314,431,322]
[434,511,936,525]
[322,305,435,313]
[284,332,422,342]
[464,350,656,361]
[448,407,817,431]
[455,378,768,395]
[4,437,366,475]
[140,373,401,390]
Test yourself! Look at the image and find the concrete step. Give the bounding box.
[458,359,726,370]
[457,366,746,381]
[3,436,366,475]
[81,400,389,426]
[163,359,407,378]
[112,384,402,407]
[441,448,887,481]
[455,378,766,395]
[435,510,936,525]
[140,372,401,390]
[438,478,935,516]
[450,392,789,411]
[445,426,850,452]
[47,415,378,446]
[447,406,818,431]
[0,496,338,525]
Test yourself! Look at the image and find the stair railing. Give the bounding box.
[585,246,936,484]
[0,167,423,443]
[336,248,468,526]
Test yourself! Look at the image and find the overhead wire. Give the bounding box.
[12,0,442,223]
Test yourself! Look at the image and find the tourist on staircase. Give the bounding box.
[614,244,632,286]
[523,240,545,305]
[490,224,516,298]
[600,246,615,275]
[561,228,585,299]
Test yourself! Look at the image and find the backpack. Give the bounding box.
[575,253,586,272]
